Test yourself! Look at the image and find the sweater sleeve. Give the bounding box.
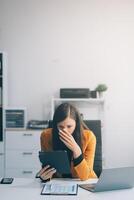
[74,131,97,180]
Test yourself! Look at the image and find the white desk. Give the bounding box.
[0,178,134,200]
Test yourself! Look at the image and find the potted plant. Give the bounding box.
[95,83,108,98]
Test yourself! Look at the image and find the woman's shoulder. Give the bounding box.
[82,129,96,142]
[40,128,53,150]
[40,128,53,140]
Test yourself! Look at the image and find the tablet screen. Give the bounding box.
[39,151,71,174]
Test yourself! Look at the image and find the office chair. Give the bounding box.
[48,120,102,177]
[84,120,102,177]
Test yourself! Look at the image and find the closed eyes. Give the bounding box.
[58,125,73,129]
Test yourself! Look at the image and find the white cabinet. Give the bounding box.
[5,130,42,178]
[0,154,4,177]
[0,142,4,177]
[51,98,105,121]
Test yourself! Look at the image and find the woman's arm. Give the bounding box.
[73,132,97,180]
[59,129,97,180]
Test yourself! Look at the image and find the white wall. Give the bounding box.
[0,0,134,168]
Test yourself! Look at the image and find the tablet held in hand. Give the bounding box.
[39,151,70,174]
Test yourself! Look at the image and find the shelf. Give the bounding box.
[52,98,105,104]
[51,97,105,120]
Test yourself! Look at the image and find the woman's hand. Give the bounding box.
[59,129,82,158]
[39,165,56,181]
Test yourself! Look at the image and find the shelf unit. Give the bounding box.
[51,97,105,120]
[0,52,8,177]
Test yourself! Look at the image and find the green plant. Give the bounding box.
[95,84,108,92]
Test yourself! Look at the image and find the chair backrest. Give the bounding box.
[84,120,102,177]
[48,120,102,177]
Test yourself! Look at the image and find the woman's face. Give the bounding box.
[57,117,76,135]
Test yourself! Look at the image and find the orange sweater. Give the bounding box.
[40,128,97,180]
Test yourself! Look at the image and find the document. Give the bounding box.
[41,183,78,195]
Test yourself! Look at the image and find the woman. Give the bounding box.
[39,102,97,181]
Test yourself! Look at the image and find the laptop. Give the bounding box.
[79,166,134,192]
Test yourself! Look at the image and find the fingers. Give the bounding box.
[61,138,74,149]
[40,168,56,180]
[40,166,56,181]
[39,165,56,180]
[59,135,73,146]
[59,129,70,136]
[59,130,73,142]
[38,165,50,176]
[59,133,75,151]
[59,131,75,148]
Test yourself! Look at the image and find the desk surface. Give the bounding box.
[0,178,134,200]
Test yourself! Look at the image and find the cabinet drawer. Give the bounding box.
[0,142,4,153]
[6,130,41,150]
[6,150,41,168]
[5,168,39,178]
[0,153,4,177]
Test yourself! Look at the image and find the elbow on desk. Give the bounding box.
[79,173,97,181]
[76,168,98,181]
[74,162,97,180]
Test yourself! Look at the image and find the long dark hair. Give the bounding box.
[52,102,89,152]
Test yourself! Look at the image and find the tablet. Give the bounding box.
[39,151,71,174]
